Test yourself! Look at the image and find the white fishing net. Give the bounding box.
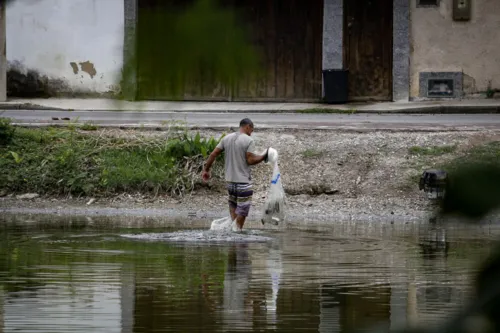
[261,149,286,226]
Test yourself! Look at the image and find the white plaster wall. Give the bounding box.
[410,0,500,97]
[7,0,124,94]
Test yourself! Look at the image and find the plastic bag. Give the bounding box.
[261,161,286,226]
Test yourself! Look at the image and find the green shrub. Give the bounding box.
[0,118,16,145]
[0,126,225,197]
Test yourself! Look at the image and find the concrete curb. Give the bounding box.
[11,122,495,133]
[0,103,68,111]
[381,105,500,114]
[1,103,500,114]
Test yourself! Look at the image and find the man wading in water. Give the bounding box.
[202,118,269,231]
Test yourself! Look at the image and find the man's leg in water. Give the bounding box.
[228,203,247,230]
[235,215,247,230]
[229,206,237,221]
[235,184,252,230]
[228,183,238,221]
[231,207,247,231]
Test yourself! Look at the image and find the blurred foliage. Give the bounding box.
[439,141,500,220]
[124,0,262,100]
[440,163,500,220]
[0,117,16,145]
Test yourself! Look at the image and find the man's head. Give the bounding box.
[239,118,254,136]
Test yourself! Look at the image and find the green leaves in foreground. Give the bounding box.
[436,141,500,220]
[0,118,16,145]
[0,126,224,197]
[440,163,500,220]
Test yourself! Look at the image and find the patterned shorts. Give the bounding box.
[227,182,253,217]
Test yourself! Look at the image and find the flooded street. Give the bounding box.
[0,216,498,333]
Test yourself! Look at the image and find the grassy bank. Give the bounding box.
[402,140,500,192]
[407,141,500,173]
[444,141,500,170]
[0,118,224,197]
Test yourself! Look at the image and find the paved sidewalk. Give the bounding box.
[1,97,500,113]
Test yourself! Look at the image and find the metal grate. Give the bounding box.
[419,72,462,99]
[417,0,439,7]
[427,79,454,97]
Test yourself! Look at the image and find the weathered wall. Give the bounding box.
[0,1,6,101]
[410,0,500,98]
[6,0,124,97]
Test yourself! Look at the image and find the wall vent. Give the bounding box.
[419,72,462,99]
[417,0,439,7]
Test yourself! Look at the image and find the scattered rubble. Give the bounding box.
[16,193,39,200]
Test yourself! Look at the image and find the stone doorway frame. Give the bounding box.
[322,0,410,102]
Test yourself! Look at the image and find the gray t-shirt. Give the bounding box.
[216,132,256,183]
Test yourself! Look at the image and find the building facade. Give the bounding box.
[6,0,500,102]
[7,0,124,97]
[410,0,500,100]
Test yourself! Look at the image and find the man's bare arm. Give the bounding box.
[246,151,267,166]
[204,147,223,172]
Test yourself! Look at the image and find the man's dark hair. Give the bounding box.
[239,118,254,128]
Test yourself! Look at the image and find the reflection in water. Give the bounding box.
[222,243,253,331]
[319,285,392,332]
[121,265,135,333]
[266,242,282,329]
[0,217,498,332]
[419,225,449,259]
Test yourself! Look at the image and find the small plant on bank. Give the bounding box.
[302,148,324,158]
[403,141,500,193]
[0,118,16,145]
[485,80,499,98]
[80,122,98,131]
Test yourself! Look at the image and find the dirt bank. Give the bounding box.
[2,128,500,225]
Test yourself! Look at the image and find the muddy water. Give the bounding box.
[0,216,498,333]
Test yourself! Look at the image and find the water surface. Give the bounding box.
[0,216,497,332]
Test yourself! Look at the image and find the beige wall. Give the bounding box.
[410,0,500,97]
[7,0,124,95]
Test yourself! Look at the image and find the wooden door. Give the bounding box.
[343,0,393,101]
[137,0,323,101]
[233,0,324,101]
